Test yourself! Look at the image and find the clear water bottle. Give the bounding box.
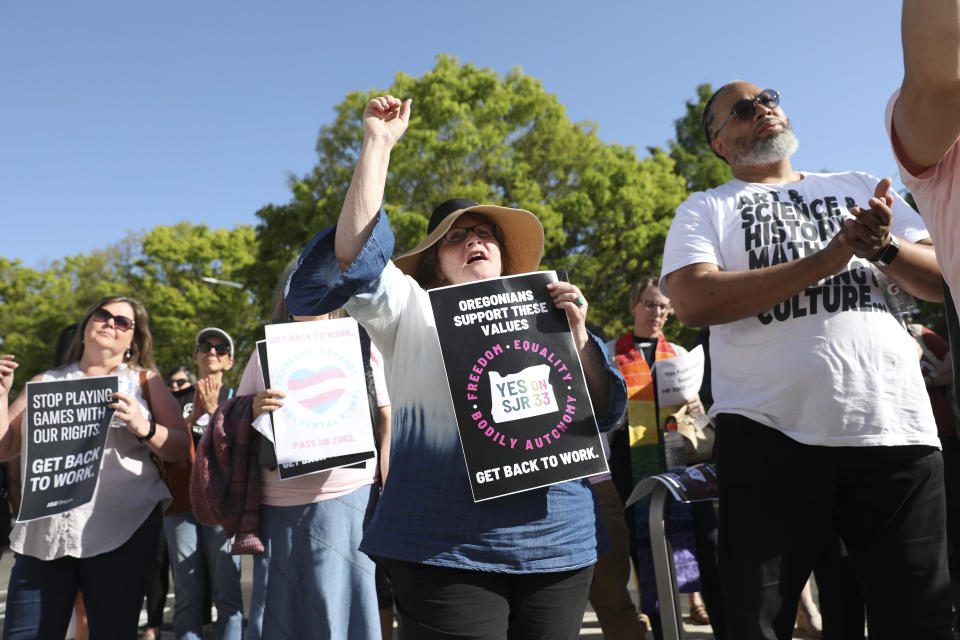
[663,424,687,472]
[874,269,916,325]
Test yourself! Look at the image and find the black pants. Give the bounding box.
[716,414,952,640]
[381,558,594,640]
[4,504,162,640]
[142,530,170,628]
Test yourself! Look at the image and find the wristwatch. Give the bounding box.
[138,419,157,442]
[870,236,900,267]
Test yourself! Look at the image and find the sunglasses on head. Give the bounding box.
[91,307,135,333]
[712,89,780,140]
[442,223,497,244]
[197,341,231,356]
[168,378,191,388]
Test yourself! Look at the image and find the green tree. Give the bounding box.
[0,224,260,392]
[667,83,733,194]
[126,222,261,380]
[0,249,123,391]
[653,83,736,347]
[249,55,690,341]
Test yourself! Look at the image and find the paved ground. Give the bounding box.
[0,550,821,639]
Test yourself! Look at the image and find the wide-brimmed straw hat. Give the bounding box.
[394,198,544,278]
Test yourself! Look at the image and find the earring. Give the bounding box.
[124,348,132,360]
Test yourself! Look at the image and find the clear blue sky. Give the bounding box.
[1,0,905,269]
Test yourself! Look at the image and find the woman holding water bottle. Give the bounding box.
[0,296,190,639]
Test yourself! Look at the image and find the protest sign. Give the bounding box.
[263,318,376,471]
[429,271,607,501]
[654,345,705,406]
[255,338,374,479]
[19,376,116,521]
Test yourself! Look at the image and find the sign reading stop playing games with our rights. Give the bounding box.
[19,376,116,522]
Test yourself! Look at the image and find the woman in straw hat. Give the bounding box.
[285,95,627,639]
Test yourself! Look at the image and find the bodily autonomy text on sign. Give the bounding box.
[429,271,607,501]
[19,376,116,521]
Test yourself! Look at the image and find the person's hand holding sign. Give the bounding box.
[252,389,285,420]
[547,280,611,419]
[547,281,590,351]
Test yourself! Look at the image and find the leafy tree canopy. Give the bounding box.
[667,83,732,194]
[0,224,258,392]
[250,54,690,341]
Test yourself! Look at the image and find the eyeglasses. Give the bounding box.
[442,223,497,244]
[91,307,135,332]
[168,378,191,388]
[640,299,671,313]
[196,342,230,356]
[712,89,780,140]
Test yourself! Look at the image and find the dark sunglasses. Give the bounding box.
[442,223,497,244]
[168,378,191,388]
[196,341,231,356]
[712,89,780,140]
[91,307,135,333]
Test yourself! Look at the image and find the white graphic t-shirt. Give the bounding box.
[661,171,938,447]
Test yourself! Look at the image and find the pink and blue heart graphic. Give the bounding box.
[288,366,349,417]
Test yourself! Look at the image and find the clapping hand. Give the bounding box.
[841,177,895,260]
[193,376,223,417]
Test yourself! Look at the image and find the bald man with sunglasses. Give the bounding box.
[660,82,951,639]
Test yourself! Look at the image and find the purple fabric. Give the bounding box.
[189,395,264,554]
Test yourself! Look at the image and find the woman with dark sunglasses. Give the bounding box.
[168,366,197,393]
[0,295,191,639]
[283,96,627,639]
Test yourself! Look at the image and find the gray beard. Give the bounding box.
[729,125,799,166]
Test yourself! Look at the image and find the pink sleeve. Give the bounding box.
[369,343,390,407]
[236,349,265,396]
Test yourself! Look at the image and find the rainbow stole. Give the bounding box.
[614,332,681,481]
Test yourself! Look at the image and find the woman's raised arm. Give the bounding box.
[335,96,411,271]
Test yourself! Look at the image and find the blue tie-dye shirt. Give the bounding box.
[286,211,627,572]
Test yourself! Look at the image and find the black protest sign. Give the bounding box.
[429,271,607,501]
[19,376,116,521]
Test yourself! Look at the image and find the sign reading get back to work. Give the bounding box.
[429,271,607,501]
[19,376,116,522]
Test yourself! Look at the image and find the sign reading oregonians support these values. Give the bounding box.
[19,376,116,522]
[429,271,608,502]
